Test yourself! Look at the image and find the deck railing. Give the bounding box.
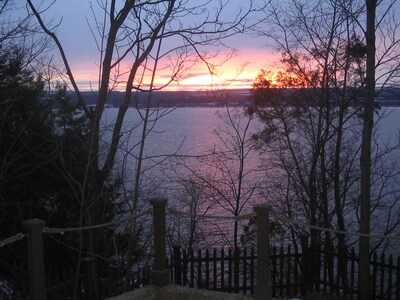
[169,243,400,299]
[2,199,400,299]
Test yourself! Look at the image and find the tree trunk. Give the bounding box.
[359,0,376,298]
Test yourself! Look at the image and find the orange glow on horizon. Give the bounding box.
[71,49,280,92]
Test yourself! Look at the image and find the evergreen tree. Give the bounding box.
[0,46,55,297]
[0,47,52,232]
[0,47,123,297]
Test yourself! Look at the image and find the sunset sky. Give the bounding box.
[18,0,277,91]
[69,48,277,91]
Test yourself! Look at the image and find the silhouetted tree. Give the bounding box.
[0,47,50,234]
[252,0,400,293]
[25,1,262,296]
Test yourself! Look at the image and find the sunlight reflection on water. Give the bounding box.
[102,106,264,246]
[101,106,400,250]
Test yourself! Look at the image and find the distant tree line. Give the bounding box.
[64,90,252,108]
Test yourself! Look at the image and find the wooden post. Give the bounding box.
[23,218,47,300]
[150,198,169,287]
[254,204,271,300]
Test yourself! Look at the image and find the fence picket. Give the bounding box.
[168,256,173,283]
[205,249,210,289]
[286,245,291,296]
[294,246,299,296]
[396,257,400,300]
[234,248,239,293]
[272,246,277,297]
[198,249,202,289]
[250,247,255,295]
[350,248,355,300]
[167,244,399,300]
[243,248,247,294]
[213,248,217,290]
[323,243,327,294]
[372,252,378,298]
[221,248,225,291]
[183,249,187,286]
[228,248,232,293]
[301,236,309,297]
[174,246,181,285]
[380,253,385,299]
[388,255,393,299]
[342,248,348,297]
[279,245,284,297]
[328,243,334,295]
[336,251,340,297]
[190,248,194,288]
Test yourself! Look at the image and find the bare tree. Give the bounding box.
[251,0,400,293]
[359,0,376,297]
[167,175,217,249]
[163,106,262,291]
[168,108,261,248]
[23,0,262,296]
